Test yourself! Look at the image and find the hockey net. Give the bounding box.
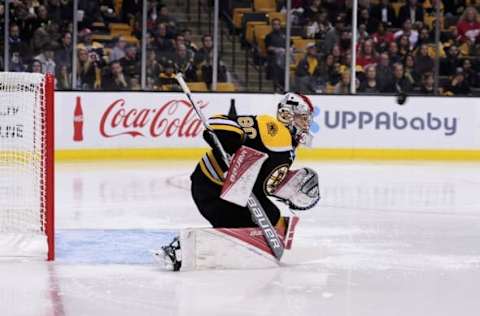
[0,73,54,260]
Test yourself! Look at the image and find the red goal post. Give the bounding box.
[0,72,54,260]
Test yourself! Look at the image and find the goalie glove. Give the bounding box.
[270,167,320,210]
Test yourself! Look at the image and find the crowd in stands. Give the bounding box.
[0,0,227,91]
[258,0,480,95]
[1,0,479,95]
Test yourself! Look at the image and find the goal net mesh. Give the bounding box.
[0,73,49,257]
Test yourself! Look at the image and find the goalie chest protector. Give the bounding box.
[195,114,296,196]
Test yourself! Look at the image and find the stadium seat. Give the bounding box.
[187,82,209,92]
[289,52,304,71]
[241,12,268,32]
[254,0,276,12]
[215,82,237,92]
[123,35,139,45]
[326,83,336,94]
[267,11,286,26]
[110,23,132,36]
[91,34,114,43]
[233,8,253,29]
[254,24,272,57]
[391,2,403,19]
[292,39,315,52]
[246,21,267,45]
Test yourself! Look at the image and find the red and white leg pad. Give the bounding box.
[159,216,299,271]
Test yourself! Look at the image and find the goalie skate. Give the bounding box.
[153,237,182,271]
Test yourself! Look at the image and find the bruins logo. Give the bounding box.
[266,122,278,137]
[264,164,289,194]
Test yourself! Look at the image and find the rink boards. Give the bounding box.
[53,92,480,161]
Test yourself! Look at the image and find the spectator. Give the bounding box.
[55,32,72,68]
[397,35,411,58]
[119,45,140,78]
[404,53,418,87]
[158,5,177,29]
[376,53,393,88]
[318,53,338,87]
[154,23,175,54]
[159,60,179,89]
[302,0,322,23]
[78,1,101,30]
[79,28,104,54]
[102,61,129,90]
[419,72,435,94]
[129,77,141,90]
[9,24,30,60]
[10,51,26,72]
[416,27,432,47]
[358,65,379,93]
[457,6,480,43]
[356,39,378,69]
[265,19,287,91]
[35,43,56,74]
[76,48,97,89]
[99,0,118,24]
[334,69,351,94]
[370,0,397,28]
[110,36,127,62]
[462,59,478,88]
[394,20,419,48]
[358,8,378,34]
[398,0,425,26]
[372,22,395,53]
[414,44,434,77]
[322,16,344,55]
[295,43,322,93]
[442,47,461,78]
[448,68,471,95]
[182,29,198,53]
[25,5,52,39]
[121,0,141,23]
[56,64,71,90]
[175,44,197,82]
[146,50,162,89]
[47,0,70,23]
[30,59,43,73]
[388,41,402,64]
[305,10,331,40]
[381,62,412,93]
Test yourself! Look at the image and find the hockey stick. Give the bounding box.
[175,73,285,260]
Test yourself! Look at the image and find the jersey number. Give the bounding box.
[237,116,257,139]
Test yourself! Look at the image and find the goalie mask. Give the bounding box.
[277,93,314,146]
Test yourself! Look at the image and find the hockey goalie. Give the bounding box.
[155,93,320,271]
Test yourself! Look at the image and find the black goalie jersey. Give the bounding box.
[190,114,297,228]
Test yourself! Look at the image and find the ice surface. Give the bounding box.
[1,160,480,315]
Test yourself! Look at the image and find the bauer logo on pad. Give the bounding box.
[220,146,268,207]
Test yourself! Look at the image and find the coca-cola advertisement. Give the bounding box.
[56,92,276,149]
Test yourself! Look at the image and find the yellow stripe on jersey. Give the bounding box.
[206,150,225,178]
[209,123,244,136]
[199,158,224,186]
[256,115,292,152]
[210,114,228,119]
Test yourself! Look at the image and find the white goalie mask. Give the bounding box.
[277,93,314,146]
